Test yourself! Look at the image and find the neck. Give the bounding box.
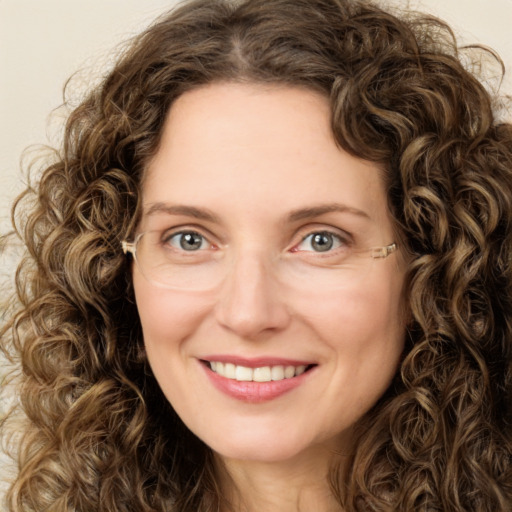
[215,444,346,512]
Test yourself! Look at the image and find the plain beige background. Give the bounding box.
[1,0,511,233]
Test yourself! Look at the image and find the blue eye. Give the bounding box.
[297,231,344,253]
[166,231,209,251]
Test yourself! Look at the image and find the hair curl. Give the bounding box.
[1,0,512,510]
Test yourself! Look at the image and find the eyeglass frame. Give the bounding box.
[121,233,397,287]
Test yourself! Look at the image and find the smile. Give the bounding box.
[208,361,311,382]
[200,356,317,402]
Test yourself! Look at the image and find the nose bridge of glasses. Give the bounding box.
[213,246,293,336]
[224,246,280,286]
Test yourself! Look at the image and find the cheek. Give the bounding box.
[132,271,204,349]
[132,273,208,406]
[336,288,405,408]
[304,272,406,394]
[303,280,405,346]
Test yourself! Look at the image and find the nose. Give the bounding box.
[214,251,291,339]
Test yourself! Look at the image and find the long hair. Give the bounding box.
[1,0,511,510]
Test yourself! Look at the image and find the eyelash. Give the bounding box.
[293,230,349,253]
[162,230,213,251]
[161,227,351,254]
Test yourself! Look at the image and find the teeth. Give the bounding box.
[253,366,271,382]
[224,362,236,379]
[284,365,296,379]
[271,366,284,381]
[235,365,253,381]
[209,362,310,382]
[295,365,306,376]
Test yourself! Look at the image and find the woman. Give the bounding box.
[1,0,511,510]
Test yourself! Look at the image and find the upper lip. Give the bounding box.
[200,355,316,368]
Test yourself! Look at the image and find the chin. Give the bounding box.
[201,426,339,465]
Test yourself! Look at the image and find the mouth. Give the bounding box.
[202,360,317,383]
[200,358,317,403]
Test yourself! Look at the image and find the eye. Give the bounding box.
[295,231,346,253]
[164,231,210,251]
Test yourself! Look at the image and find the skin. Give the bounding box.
[133,82,406,511]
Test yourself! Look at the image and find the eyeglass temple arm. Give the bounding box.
[121,240,135,255]
[371,243,397,259]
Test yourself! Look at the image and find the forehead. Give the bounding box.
[142,83,389,229]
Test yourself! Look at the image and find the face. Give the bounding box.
[133,83,406,465]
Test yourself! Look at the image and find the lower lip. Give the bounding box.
[202,363,313,403]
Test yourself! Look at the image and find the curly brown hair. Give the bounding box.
[1,0,512,510]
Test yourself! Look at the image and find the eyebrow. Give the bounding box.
[143,203,221,223]
[287,203,371,222]
[143,201,370,224]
